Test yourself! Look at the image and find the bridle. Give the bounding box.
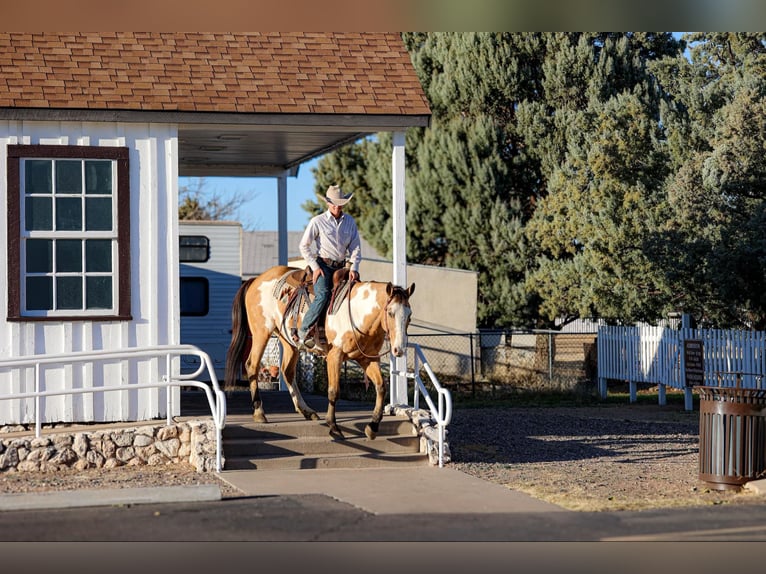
[348,282,410,360]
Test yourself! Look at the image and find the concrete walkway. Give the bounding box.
[217,466,566,515]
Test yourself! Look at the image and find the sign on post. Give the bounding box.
[683,339,704,386]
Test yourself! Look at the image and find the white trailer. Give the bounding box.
[179,220,242,381]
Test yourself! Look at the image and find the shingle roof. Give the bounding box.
[0,32,430,116]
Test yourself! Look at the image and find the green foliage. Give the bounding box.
[304,32,766,331]
[651,32,766,328]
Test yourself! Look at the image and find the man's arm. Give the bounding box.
[299,218,320,272]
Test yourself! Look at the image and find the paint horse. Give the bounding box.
[224,265,415,439]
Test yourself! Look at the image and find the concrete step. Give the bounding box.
[224,451,429,471]
[224,434,421,458]
[209,390,430,471]
[223,416,415,440]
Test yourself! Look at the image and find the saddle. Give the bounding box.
[279,267,357,352]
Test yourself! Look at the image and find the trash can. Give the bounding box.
[698,377,766,490]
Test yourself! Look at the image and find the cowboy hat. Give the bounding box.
[324,185,353,206]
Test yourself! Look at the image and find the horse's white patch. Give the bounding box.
[326,283,380,348]
[256,279,283,332]
[386,297,412,352]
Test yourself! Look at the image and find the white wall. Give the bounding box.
[0,121,180,424]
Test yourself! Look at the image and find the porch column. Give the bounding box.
[277,172,288,391]
[390,131,409,407]
[277,172,288,266]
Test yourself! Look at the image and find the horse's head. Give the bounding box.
[385,282,415,357]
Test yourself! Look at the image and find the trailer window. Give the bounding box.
[180,277,209,316]
[179,236,210,262]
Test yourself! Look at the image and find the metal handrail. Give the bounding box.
[392,343,452,467]
[0,344,227,472]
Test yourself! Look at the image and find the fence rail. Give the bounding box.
[597,325,766,409]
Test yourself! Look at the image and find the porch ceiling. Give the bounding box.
[177,113,429,178]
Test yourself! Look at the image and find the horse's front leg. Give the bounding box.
[360,360,386,440]
[325,350,344,439]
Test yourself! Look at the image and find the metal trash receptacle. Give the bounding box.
[699,375,766,490]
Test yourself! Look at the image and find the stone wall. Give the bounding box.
[0,420,221,474]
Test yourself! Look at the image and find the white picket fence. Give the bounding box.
[597,325,766,409]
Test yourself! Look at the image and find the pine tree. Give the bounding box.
[313,33,545,327]
[520,33,681,325]
[651,32,766,328]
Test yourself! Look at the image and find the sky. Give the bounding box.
[179,156,322,232]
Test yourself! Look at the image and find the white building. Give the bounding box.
[0,33,430,424]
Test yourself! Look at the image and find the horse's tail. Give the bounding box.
[224,277,255,392]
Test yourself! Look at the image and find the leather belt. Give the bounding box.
[319,257,345,268]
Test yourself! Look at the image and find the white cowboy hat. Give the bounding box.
[324,185,353,206]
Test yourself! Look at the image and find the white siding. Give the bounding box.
[179,221,242,381]
[0,121,180,424]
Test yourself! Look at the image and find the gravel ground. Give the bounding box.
[2,402,766,512]
[449,403,766,511]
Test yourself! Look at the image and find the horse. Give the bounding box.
[224,264,415,440]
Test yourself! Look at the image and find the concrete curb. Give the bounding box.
[743,478,766,495]
[0,484,221,512]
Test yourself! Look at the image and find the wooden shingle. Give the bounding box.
[0,32,430,117]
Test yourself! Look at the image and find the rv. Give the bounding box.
[179,220,242,381]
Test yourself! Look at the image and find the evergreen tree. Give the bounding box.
[520,33,681,325]
[312,33,545,327]
[651,32,766,328]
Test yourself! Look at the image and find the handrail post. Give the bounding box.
[166,352,172,426]
[35,363,41,438]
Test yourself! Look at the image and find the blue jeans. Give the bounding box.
[299,261,337,338]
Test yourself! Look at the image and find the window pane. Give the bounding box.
[85,160,112,195]
[56,197,82,231]
[25,197,52,230]
[85,240,111,272]
[26,276,53,310]
[180,277,209,316]
[55,160,82,193]
[56,239,82,272]
[86,276,112,309]
[26,239,53,273]
[85,197,112,231]
[25,160,52,194]
[179,236,210,262]
[57,276,83,310]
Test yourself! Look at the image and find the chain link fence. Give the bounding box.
[406,330,597,398]
[281,330,598,401]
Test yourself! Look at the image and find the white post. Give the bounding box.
[390,131,408,407]
[277,173,289,391]
[277,173,288,266]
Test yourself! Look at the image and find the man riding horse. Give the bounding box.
[292,184,361,350]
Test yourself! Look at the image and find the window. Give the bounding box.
[180,277,209,316]
[179,235,210,262]
[7,145,130,320]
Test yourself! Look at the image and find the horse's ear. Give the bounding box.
[386,282,394,296]
[407,283,415,297]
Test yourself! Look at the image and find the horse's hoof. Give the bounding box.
[307,412,320,421]
[252,413,268,423]
[364,425,377,440]
[328,426,345,440]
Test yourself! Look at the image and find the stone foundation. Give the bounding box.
[0,420,221,474]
